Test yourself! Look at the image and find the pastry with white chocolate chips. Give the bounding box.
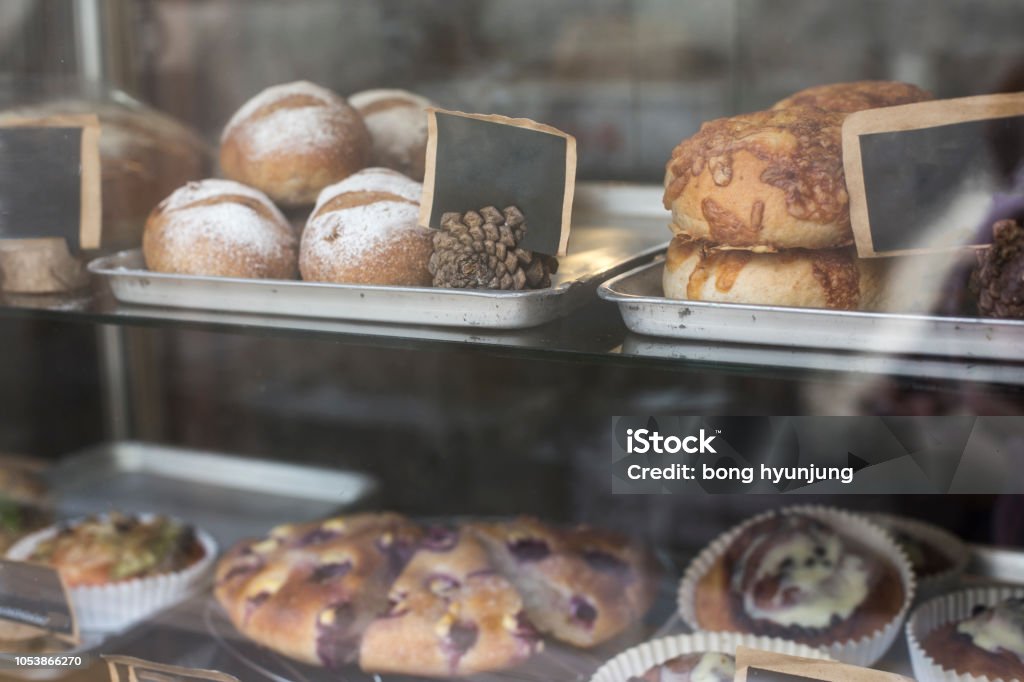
[359,525,542,676]
[693,511,906,648]
[214,513,422,668]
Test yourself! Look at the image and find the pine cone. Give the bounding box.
[428,206,558,290]
[975,219,1024,319]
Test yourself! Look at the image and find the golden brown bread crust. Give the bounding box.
[349,89,433,182]
[214,513,423,668]
[772,81,933,114]
[923,622,1024,681]
[299,168,432,286]
[359,526,541,676]
[693,515,905,648]
[469,517,658,648]
[663,236,886,311]
[663,107,851,251]
[143,179,298,279]
[220,81,371,207]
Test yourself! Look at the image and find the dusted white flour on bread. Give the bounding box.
[159,179,283,216]
[305,201,421,262]
[350,89,432,172]
[222,81,363,159]
[157,180,294,258]
[314,167,422,209]
[300,168,432,285]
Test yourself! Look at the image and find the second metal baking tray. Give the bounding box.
[600,259,1024,362]
[48,441,376,548]
[88,183,670,330]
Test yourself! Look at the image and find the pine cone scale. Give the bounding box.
[428,205,558,290]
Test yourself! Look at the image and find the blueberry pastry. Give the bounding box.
[629,652,735,682]
[469,517,658,648]
[214,513,422,667]
[693,512,905,647]
[922,598,1024,681]
[359,526,542,676]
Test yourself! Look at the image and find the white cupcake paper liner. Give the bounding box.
[6,514,217,633]
[677,505,916,667]
[869,513,969,601]
[906,586,1024,682]
[589,631,834,682]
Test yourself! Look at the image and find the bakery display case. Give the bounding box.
[1,1,1024,681]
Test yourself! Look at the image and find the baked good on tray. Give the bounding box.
[663,106,851,252]
[470,516,658,648]
[683,509,910,657]
[143,178,298,279]
[922,597,1024,681]
[23,512,205,587]
[359,525,542,676]
[215,513,657,677]
[298,167,433,286]
[663,235,886,311]
[215,512,423,667]
[220,81,371,206]
[772,80,933,114]
[629,652,735,681]
[349,89,433,182]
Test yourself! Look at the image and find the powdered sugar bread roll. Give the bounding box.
[350,89,433,181]
[299,168,433,286]
[220,81,371,206]
[143,179,297,279]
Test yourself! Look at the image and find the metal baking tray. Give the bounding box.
[88,183,670,330]
[47,441,376,548]
[600,259,1024,362]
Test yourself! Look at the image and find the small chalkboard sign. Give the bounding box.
[843,93,1024,258]
[105,655,240,682]
[735,647,912,682]
[420,109,577,257]
[0,559,78,645]
[0,115,101,252]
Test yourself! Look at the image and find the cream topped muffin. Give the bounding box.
[923,598,1024,681]
[692,512,906,648]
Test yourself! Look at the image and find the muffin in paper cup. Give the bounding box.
[6,513,216,633]
[677,505,916,667]
[907,586,1024,682]
[590,631,834,682]
[870,513,969,601]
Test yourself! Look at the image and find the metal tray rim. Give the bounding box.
[599,259,1024,330]
[88,249,597,300]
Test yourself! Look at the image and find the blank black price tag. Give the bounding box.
[420,109,577,257]
[0,559,78,644]
[0,115,101,252]
[843,93,1024,257]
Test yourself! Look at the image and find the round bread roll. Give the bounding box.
[299,168,432,286]
[773,80,933,114]
[220,81,371,206]
[663,237,886,311]
[143,179,297,279]
[349,89,433,181]
[663,107,851,251]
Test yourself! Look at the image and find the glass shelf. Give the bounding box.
[3,277,1024,389]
